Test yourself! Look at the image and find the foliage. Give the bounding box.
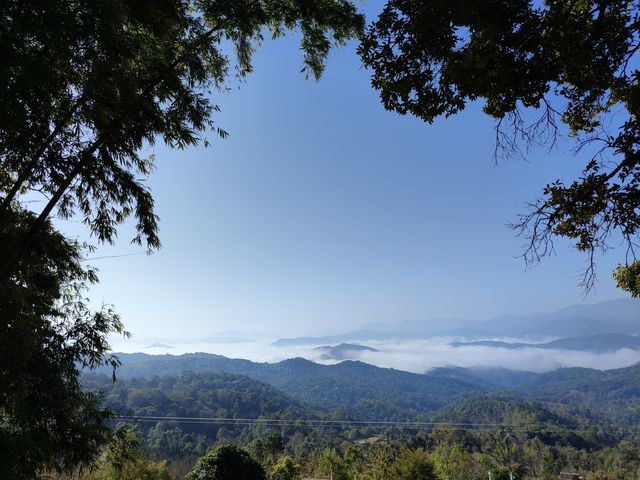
[93,354,481,421]
[432,441,481,480]
[80,364,640,478]
[251,433,286,465]
[76,428,171,480]
[359,0,640,291]
[1,1,363,476]
[290,437,640,480]
[516,362,640,425]
[89,369,310,417]
[93,351,640,430]
[614,259,640,296]
[84,371,318,459]
[269,456,301,480]
[388,447,438,480]
[0,0,364,248]
[313,448,352,480]
[0,207,127,479]
[187,444,266,480]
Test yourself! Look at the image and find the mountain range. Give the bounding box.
[100,353,481,419]
[314,343,379,360]
[272,298,640,346]
[450,333,640,353]
[99,350,640,424]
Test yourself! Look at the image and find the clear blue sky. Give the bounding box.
[60,11,627,341]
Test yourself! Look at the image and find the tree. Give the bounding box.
[0,0,364,248]
[0,207,128,479]
[432,442,481,480]
[315,448,351,480]
[359,0,640,293]
[187,444,266,480]
[357,444,438,480]
[392,447,439,480]
[482,433,526,480]
[269,456,301,480]
[1,0,363,475]
[77,428,171,480]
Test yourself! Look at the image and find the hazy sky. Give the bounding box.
[55,7,628,341]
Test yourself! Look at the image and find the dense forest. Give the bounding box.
[93,353,484,420]
[95,353,640,424]
[5,0,640,478]
[49,427,640,480]
[50,365,640,479]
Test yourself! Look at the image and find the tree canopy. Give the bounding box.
[76,428,171,480]
[0,1,364,477]
[359,0,640,294]
[0,0,363,247]
[0,207,127,479]
[186,444,266,480]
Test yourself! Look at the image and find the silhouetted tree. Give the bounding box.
[269,456,301,480]
[77,428,171,480]
[0,1,363,476]
[359,0,640,294]
[0,0,363,247]
[187,444,266,480]
[0,207,127,479]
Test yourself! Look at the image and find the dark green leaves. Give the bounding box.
[0,207,129,479]
[187,443,266,480]
[360,0,640,291]
[0,0,364,249]
[0,3,364,476]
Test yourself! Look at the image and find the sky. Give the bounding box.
[54,6,629,342]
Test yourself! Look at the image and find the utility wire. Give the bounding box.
[114,416,539,426]
[113,415,634,433]
[82,251,147,262]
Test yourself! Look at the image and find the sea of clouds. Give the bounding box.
[110,336,640,374]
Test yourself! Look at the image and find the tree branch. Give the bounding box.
[3,26,219,214]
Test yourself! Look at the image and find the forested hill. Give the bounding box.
[84,371,324,460]
[426,393,622,451]
[99,353,483,419]
[82,369,622,468]
[516,362,640,423]
[450,333,640,353]
[98,353,640,424]
[82,359,640,468]
[429,393,576,428]
[427,366,538,390]
[85,371,310,420]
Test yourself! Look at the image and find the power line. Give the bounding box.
[117,416,507,426]
[113,415,634,433]
[82,251,147,262]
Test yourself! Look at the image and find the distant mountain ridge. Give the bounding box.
[272,298,640,345]
[87,370,309,419]
[146,343,174,349]
[314,343,379,360]
[450,333,640,353]
[102,352,487,419]
[101,350,640,423]
[84,367,631,463]
[427,366,538,390]
[515,362,640,423]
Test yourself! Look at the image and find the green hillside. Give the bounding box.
[100,353,484,419]
[98,353,640,425]
[517,363,640,423]
[84,371,323,459]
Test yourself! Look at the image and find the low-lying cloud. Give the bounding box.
[356,339,640,373]
[111,335,640,374]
